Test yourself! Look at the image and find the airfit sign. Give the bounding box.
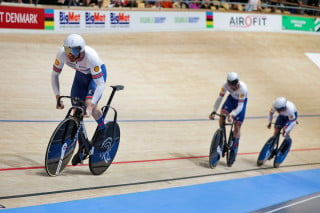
[214,12,282,32]
[0,6,44,29]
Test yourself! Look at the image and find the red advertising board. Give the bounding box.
[0,6,44,29]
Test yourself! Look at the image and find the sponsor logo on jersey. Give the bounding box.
[55,59,60,65]
[94,66,100,72]
[240,94,245,99]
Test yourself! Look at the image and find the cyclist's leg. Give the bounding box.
[274,115,288,136]
[71,71,91,165]
[220,96,233,154]
[87,64,107,131]
[71,131,88,166]
[229,98,247,164]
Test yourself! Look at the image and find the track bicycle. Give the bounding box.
[45,85,124,176]
[257,124,292,168]
[209,113,236,168]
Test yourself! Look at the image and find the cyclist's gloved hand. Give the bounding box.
[56,95,64,110]
[209,111,216,120]
[267,122,272,129]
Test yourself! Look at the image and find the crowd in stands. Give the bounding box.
[1,0,319,16]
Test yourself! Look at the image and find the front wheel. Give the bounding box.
[45,117,78,176]
[89,121,120,175]
[209,129,223,168]
[257,136,277,166]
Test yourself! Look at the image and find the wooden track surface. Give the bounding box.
[0,31,319,208]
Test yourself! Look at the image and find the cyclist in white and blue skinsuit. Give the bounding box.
[51,34,107,165]
[209,72,248,165]
[268,97,298,139]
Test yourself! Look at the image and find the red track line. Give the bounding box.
[1,148,319,172]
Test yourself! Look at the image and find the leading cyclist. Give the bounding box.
[51,34,107,166]
[209,72,248,166]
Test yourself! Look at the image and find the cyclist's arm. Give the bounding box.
[285,113,297,135]
[268,108,275,123]
[51,48,65,96]
[213,85,226,112]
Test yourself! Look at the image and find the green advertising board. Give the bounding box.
[282,16,315,32]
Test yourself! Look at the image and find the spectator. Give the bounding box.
[161,0,173,7]
[307,0,320,15]
[189,0,201,8]
[200,0,213,9]
[245,0,262,11]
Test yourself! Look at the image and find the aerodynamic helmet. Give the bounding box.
[227,72,239,86]
[273,97,287,111]
[63,34,85,57]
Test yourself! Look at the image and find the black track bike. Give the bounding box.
[209,113,236,168]
[45,85,124,176]
[257,125,292,168]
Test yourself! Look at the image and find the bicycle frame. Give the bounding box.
[216,113,235,150]
[209,113,235,168]
[45,85,124,176]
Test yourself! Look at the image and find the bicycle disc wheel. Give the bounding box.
[257,136,276,166]
[45,117,78,176]
[209,129,223,168]
[89,121,120,175]
[274,138,292,168]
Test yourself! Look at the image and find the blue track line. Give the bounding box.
[0,114,319,123]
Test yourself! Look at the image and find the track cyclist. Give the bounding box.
[267,97,298,152]
[51,34,108,166]
[209,72,248,166]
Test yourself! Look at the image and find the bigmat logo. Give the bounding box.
[85,12,106,28]
[110,12,130,28]
[59,11,80,27]
[229,15,267,28]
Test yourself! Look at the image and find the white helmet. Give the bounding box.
[273,97,287,110]
[227,72,239,85]
[63,34,85,57]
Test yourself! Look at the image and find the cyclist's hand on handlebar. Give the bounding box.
[267,122,272,129]
[209,111,216,120]
[56,95,64,110]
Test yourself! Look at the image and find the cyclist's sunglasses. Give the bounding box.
[276,107,286,112]
[64,46,81,56]
[227,79,239,86]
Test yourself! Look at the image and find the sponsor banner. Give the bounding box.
[55,9,109,32]
[0,6,45,29]
[54,10,205,32]
[282,16,316,32]
[214,12,282,32]
[131,11,206,32]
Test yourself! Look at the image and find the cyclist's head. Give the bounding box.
[227,72,239,87]
[273,97,287,112]
[63,34,85,62]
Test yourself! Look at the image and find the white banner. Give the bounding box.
[54,10,206,33]
[214,12,282,32]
